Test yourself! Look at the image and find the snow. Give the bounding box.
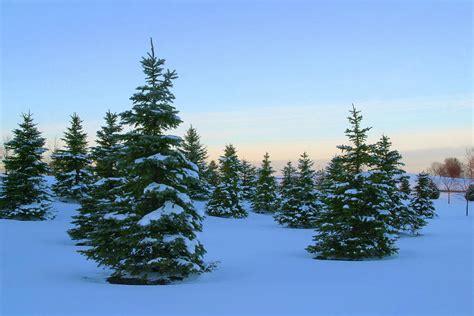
[143,182,176,194]
[137,201,185,226]
[0,193,472,315]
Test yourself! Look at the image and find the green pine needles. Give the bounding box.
[0,112,52,220]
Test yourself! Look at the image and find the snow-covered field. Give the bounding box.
[1,194,472,316]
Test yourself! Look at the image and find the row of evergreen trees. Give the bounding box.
[0,39,439,285]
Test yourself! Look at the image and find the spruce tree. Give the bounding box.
[279,161,298,202]
[206,144,247,218]
[274,152,322,228]
[51,113,91,201]
[308,106,398,260]
[399,176,411,195]
[181,126,209,200]
[0,113,51,220]
[240,159,257,200]
[371,135,422,235]
[409,173,436,223]
[68,111,124,243]
[82,39,211,284]
[252,153,279,213]
[205,160,220,190]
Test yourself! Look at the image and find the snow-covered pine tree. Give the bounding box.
[371,135,423,235]
[68,110,124,243]
[252,152,279,213]
[206,144,247,218]
[240,159,257,200]
[427,178,440,199]
[279,161,298,202]
[51,113,91,201]
[0,112,51,220]
[181,125,209,200]
[307,105,398,260]
[82,39,211,285]
[274,152,323,228]
[409,173,436,222]
[205,160,219,189]
[399,176,411,195]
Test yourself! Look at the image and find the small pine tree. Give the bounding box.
[82,39,211,284]
[409,173,436,222]
[240,159,257,200]
[51,113,91,201]
[206,144,247,218]
[399,176,411,195]
[275,152,323,228]
[252,153,279,213]
[182,126,209,200]
[204,160,220,190]
[371,135,423,235]
[308,106,398,260]
[427,178,440,199]
[68,111,124,243]
[0,113,51,220]
[279,161,298,202]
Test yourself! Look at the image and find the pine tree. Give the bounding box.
[81,39,211,284]
[206,144,247,218]
[409,173,436,223]
[204,160,220,190]
[279,161,298,202]
[0,113,51,220]
[240,159,257,200]
[181,126,209,200]
[308,106,398,260]
[399,176,411,195]
[51,113,91,201]
[68,111,124,243]
[275,152,322,228]
[252,153,279,213]
[427,178,440,199]
[371,135,422,235]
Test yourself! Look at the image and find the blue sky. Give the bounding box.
[1,0,472,172]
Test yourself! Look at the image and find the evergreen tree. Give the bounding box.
[0,113,51,220]
[279,161,298,202]
[308,106,398,260]
[206,144,247,218]
[427,178,440,199]
[240,159,257,200]
[399,176,411,195]
[82,39,211,284]
[409,173,436,223]
[252,153,279,213]
[371,135,423,235]
[182,125,209,200]
[275,152,322,228]
[51,113,91,201]
[68,111,124,243]
[204,160,219,191]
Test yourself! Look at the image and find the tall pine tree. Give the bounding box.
[279,161,298,202]
[206,144,247,218]
[308,106,398,260]
[274,152,322,228]
[82,39,211,284]
[51,113,91,201]
[68,111,124,243]
[252,152,279,213]
[0,113,51,220]
[240,159,257,200]
[181,125,209,200]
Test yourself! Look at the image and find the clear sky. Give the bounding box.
[1,0,472,172]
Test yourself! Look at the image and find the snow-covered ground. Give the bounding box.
[1,194,472,316]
